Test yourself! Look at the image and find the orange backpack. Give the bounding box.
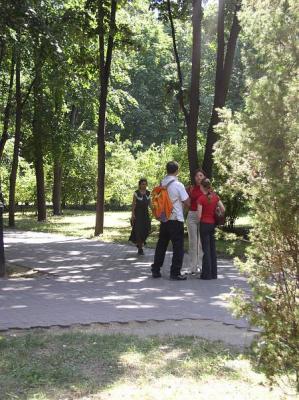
[151,179,175,222]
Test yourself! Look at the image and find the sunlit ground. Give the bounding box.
[3,210,249,258]
[0,330,294,400]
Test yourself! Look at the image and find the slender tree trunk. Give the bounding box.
[166,0,202,181]
[0,39,5,82]
[166,0,189,123]
[52,157,62,215]
[52,90,63,216]
[0,192,5,277]
[95,0,117,236]
[187,0,202,176]
[33,46,46,221]
[203,2,241,177]
[70,104,78,127]
[8,42,21,227]
[0,48,16,160]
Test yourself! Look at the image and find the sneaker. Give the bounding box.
[170,274,187,281]
[152,272,162,278]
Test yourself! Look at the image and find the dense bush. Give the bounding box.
[215,0,299,389]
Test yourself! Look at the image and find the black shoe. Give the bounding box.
[170,274,187,281]
[138,248,144,255]
[152,272,162,278]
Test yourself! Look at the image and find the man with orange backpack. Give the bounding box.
[151,161,190,280]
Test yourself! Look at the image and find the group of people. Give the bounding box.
[129,161,225,281]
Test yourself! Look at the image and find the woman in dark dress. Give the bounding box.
[129,179,151,255]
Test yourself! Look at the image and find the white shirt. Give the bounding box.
[161,175,189,222]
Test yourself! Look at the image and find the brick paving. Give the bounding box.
[1,230,251,332]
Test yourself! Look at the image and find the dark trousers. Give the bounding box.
[200,222,217,279]
[151,220,184,277]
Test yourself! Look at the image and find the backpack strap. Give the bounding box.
[164,179,179,205]
[160,178,176,188]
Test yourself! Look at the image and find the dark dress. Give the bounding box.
[129,190,151,245]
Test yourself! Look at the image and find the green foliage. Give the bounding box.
[59,136,192,209]
[1,140,36,204]
[0,0,245,215]
[105,136,140,207]
[62,143,97,206]
[214,0,299,388]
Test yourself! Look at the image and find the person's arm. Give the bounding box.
[183,197,191,208]
[147,191,152,209]
[131,194,136,220]
[186,185,192,196]
[197,203,203,221]
[179,183,191,208]
[217,200,225,213]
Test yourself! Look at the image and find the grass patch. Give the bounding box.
[0,330,290,400]
[4,210,248,259]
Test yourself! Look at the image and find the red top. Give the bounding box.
[197,192,220,224]
[188,185,203,211]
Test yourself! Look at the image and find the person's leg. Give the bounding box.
[151,222,169,276]
[197,221,203,272]
[187,212,199,273]
[200,223,212,279]
[210,225,217,278]
[169,221,185,278]
[137,240,144,255]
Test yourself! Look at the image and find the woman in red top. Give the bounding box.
[197,178,225,279]
[186,169,206,274]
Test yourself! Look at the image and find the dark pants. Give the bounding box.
[200,222,217,279]
[151,220,184,277]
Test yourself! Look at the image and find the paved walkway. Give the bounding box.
[1,230,255,345]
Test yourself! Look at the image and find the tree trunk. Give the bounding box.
[52,88,64,216]
[187,0,202,177]
[70,104,78,127]
[0,39,5,81]
[33,46,46,222]
[0,195,5,277]
[8,42,21,227]
[95,0,117,236]
[166,0,202,181]
[52,157,62,215]
[0,48,16,160]
[202,2,241,177]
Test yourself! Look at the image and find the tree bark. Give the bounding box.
[166,0,202,181]
[8,42,21,227]
[0,48,16,160]
[187,0,202,176]
[52,157,62,215]
[70,104,78,128]
[166,0,189,123]
[202,2,241,177]
[0,39,5,84]
[0,192,5,277]
[95,0,117,236]
[52,89,64,216]
[32,45,47,222]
